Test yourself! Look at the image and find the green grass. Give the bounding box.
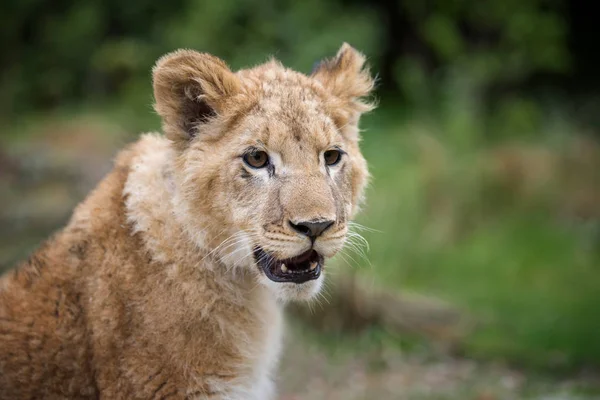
[353,104,600,370]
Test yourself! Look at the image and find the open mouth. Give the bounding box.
[254,247,323,284]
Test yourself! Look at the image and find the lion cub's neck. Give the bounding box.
[123,134,254,291]
[123,136,204,264]
[124,134,196,266]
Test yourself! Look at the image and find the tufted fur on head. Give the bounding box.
[0,43,375,399]
[311,42,376,130]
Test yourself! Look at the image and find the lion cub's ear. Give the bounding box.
[311,43,376,126]
[153,50,241,143]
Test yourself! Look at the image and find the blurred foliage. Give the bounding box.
[0,0,381,114]
[395,0,570,109]
[0,0,573,118]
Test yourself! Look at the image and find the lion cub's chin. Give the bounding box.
[258,273,325,302]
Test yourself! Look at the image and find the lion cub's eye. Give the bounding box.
[243,150,269,168]
[324,149,342,166]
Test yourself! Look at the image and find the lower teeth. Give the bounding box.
[278,261,319,274]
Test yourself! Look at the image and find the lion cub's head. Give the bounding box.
[152,44,374,301]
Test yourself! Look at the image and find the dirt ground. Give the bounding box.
[278,328,600,400]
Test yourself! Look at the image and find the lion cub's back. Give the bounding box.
[0,245,98,399]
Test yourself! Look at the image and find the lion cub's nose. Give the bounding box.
[289,220,334,240]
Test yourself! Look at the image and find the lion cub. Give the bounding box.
[0,43,374,399]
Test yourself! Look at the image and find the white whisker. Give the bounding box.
[348,221,383,234]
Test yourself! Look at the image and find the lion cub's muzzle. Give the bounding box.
[255,218,335,283]
[253,247,323,284]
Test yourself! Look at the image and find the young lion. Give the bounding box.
[0,43,374,399]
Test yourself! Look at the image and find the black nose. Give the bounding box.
[289,220,334,239]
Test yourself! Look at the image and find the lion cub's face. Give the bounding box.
[153,44,374,301]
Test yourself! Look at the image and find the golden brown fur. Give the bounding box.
[0,43,375,399]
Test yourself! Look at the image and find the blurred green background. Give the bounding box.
[1,0,599,398]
